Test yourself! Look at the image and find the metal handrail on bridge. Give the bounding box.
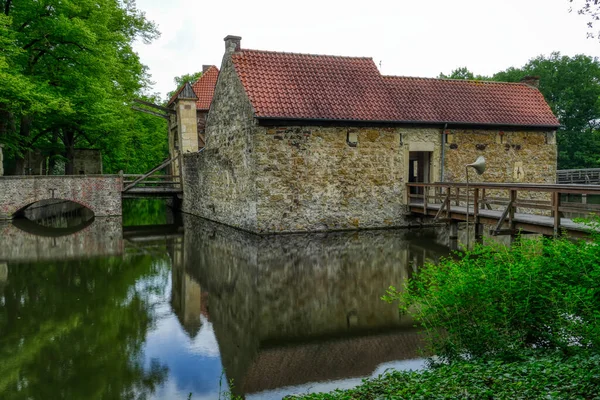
[407,182,600,237]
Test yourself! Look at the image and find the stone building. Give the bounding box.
[182,35,560,234]
[167,65,219,177]
[20,148,102,175]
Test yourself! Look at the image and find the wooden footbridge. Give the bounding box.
[121,155,182,199]
[557,168,600,185]
[407,182,600,238]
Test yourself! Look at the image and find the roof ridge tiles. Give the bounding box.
[383,75,530,87]
[235,48,374,61]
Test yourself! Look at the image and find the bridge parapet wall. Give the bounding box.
[0,175,123,220]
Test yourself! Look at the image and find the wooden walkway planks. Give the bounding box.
[410,202,592,237]
[407,182,600,238]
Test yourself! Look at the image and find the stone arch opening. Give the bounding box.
[13,199,95,229]
[11,215,94,237]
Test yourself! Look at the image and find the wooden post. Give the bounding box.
[509,189,516,232]
[553,191,561,237]
[423,184,428,215]
[455,187,460,206]
[474,188,482,240]
[449,221,458,239]
[449,221,459,251]
[446,186,451,218]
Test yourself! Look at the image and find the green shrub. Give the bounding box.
[383,234,600,362]
[287,352,600,399]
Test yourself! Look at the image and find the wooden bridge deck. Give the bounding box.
[121,186,183,199]
[410,202,591,237]
[407,182,600,238]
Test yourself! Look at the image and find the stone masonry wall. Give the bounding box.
[72,149,103,175]
[254,126,442,233]
[182,50,259,232]
[444,129,557,213]
[444,129,557,184]
[0,175,123,220]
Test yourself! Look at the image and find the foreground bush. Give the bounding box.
[383,234,600,362]
[287,352,600,399]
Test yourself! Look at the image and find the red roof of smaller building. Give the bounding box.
[230,49,560,128]
[192,66,219,110]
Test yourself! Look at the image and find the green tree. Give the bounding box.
[0,0,161,174]
[438,67,488,80]
[570,0,600,38]
[493,53,600,169]
[167,71,203,100]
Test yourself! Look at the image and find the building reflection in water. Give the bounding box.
[168,215,452,398]
[0,217,123,263]
[170,237,206,339]
[0,205,455,399]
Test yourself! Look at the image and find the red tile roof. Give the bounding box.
[384,76,559,127]
[192,66,219,110]
[231,49,560,128]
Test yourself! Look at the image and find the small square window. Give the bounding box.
[347,131,358,147]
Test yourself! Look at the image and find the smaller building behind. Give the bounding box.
[20,148,103,175]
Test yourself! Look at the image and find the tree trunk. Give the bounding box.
[48,128,59,175]
[0,105,15,137]
[64,129,75,175]
[14,115,32,175]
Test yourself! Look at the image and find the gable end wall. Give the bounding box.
[182,53,258,231]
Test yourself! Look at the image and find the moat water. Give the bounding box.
[0,200,461,400]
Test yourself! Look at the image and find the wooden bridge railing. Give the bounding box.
[122,155,180,192]
[557,168,600,185]
[123,174,181,188]
[407,182,600,236]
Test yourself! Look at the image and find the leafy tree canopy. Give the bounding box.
[492,52,600,169]
[167,71,203,100]
[0,0,167,175]
[570,0,600,38]
[438,67,487,80]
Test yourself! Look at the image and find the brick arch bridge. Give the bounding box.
[0,175,123,220]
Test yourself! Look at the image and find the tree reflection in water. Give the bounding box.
[0,201,455,400]
[0,254,171,399]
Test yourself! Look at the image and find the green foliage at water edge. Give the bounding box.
[383,234,600,362]
[286,352,600,399]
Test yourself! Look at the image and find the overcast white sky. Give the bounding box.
[132,0,600,100]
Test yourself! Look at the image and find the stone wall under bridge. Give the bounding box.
[0,175,123,220]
